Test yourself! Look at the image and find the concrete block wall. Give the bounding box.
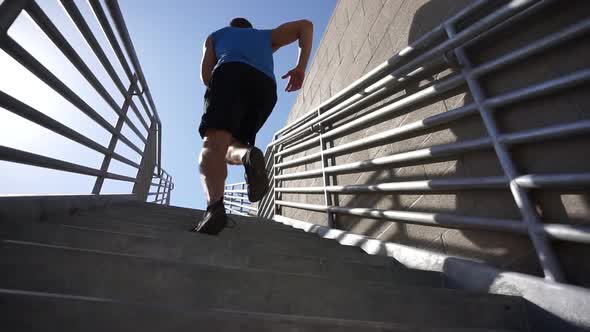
[277,0,590,286]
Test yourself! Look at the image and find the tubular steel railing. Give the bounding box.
[228,0,590,285]
[0,0,172,204]
[148,168,174,205]
[224,182,258,216]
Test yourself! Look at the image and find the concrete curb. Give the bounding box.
[273,215,590,332]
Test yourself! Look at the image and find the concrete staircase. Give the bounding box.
[0,202,529,331]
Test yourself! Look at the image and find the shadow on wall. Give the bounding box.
[334,0,590,283]
[406,0,538,274]
[333,0,532,273]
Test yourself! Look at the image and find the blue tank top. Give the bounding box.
[212,27,275,81]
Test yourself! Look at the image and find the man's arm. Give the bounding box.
[201,35,217,87]
[271,20,313,92]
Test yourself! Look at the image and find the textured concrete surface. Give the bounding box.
[278,0,590,285]
[0,292,525,332]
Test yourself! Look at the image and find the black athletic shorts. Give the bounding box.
[199,62,277,146]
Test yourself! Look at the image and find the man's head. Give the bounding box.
[230,17,253,29]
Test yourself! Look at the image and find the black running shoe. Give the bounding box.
[242,146,269,202]
[192,199,227,235]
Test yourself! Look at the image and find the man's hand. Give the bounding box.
[282,66,305,92]
[272,19,313,92]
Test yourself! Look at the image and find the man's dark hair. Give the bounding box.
[230,17,253,29]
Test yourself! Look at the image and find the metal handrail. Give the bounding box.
[263,0,590,285]
[0,0,172,204]
[102,0,164,177]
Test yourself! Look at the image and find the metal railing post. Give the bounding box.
[167,173,173,205]
[132,121,158,201]
[318,117,335,227]
[444,23,564,283]
[259,146,275,219]
[104,0,162,176]
[238,184,243,214]
[243,183,248,215]
[93,74,138,194]
[154,174,163,203]
[273,141,283,217]
[240,183,245,214]
[234,184,239,212]
[163,173,171,205]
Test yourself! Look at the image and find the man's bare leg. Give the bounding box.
[199,129,232,205]
[225,139,249,165]
[229,140,268,202]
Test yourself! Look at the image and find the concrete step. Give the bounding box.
[0,240,527,330]
[0,289,518,332]
[78,207,315,237]
[0,220,442,286]
[80,212,319,243]
[127,201,267,220]
[32,214,398,266]
[60,213,331,244]
[96,202,261,220]
[125,201,215,215]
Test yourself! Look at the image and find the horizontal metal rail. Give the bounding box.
[276,138,493,180]
[225,189,248,194]
[0,91,140,169]
[224,200,257,212]
[225,207,250,216]
[275,173,590,193]
[0,145,135,182]
[224,194,252,201]
[515,173,590,188]
[225,181,247,186]
[275,177,509,193]
[274,200,590,245]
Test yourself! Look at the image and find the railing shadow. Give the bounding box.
[334,0,539,277]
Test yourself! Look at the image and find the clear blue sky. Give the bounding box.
[0,0,336,210]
